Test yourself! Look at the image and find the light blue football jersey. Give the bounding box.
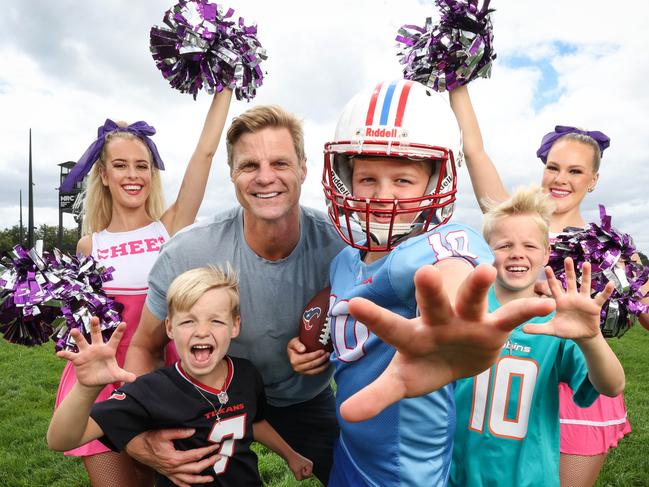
[328,223,494,487]
[450,287,599,487]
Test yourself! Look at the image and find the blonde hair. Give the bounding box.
[482,185,555,248]
[80,127,165,234]
[166,265,240,319]
[226,105,305,167]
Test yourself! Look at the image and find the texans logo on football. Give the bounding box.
[302,306,322,331]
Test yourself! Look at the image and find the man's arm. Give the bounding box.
[123,304,168,376]
[125,429,220,487]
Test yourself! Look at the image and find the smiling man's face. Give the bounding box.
[230,126,307,225]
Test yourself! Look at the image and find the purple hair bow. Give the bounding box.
[536,125,610,164]
[60,119,165,193]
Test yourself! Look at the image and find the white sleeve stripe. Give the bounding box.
[559,415,627,427]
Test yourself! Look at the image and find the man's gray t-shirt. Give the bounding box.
[146,206,346,407]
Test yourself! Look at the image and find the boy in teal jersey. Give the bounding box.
[450,186,625,487]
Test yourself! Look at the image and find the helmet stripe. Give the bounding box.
[379,80,398,125]
[394,80,414,127]
[365,82,384,126]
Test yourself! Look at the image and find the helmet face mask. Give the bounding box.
[323,80,460,252]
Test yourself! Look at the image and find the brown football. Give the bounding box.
[299,287,333,353]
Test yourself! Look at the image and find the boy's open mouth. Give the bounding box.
[191,344,214,362]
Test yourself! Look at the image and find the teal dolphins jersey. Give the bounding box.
[450,287,599,487]
[328,223,494,487]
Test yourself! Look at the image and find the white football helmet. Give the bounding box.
[323,79,462,252]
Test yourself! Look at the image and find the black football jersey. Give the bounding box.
[91,356,265,486]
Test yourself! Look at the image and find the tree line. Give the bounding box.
[0,225,80,255]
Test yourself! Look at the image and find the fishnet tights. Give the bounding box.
[82,451,154,487]
[560,453,607,487]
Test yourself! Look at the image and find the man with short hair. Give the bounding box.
[124,104,344,485]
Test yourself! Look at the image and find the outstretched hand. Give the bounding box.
[56,317,136,388]
[339,263,556,422]
[524,257,613,341]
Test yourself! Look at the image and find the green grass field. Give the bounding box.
[0,327,647,486]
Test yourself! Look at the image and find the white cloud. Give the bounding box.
[1,0,647,250]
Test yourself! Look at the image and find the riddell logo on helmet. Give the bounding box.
[365,127,399,138]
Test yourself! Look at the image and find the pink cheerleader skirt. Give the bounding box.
[559,383,631,455]
[54,294,178,457]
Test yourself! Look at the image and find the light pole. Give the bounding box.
[27,129,35,248]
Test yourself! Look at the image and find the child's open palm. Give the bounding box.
[339,263,556,422]
[524,257,614,341]
[56,317,136,388]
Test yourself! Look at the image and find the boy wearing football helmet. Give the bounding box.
[289,79,555,486]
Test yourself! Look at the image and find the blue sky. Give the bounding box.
[1,0,648,249]
[502,42,577,111]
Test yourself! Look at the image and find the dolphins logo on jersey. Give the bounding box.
[302,306,322,331]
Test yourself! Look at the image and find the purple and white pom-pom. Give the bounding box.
[0,245,122,351]
[549,206,649,338]
[150,0,267,101]
[396,0,496,92]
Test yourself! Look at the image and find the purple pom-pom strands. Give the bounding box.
[0,245,122,351]
[0,246,53,346]
[150,0,267,101]
[549,206,649,338]
[396,0,496,92]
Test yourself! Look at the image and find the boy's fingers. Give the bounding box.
[492,297,556,333]
[564,258,577,294]
[71,329,89,351]
[523,322,556,336]
[89,316,103,344]
[339,371,404,423]
[348,298,411,350]
[118,370,137,384]
[595,282,615,306]
[454,264,495,321]
[413,265,453,324]
[580,261,592,295]
[56,350,75,361]
[545,266,563,297]
[108,322,127,347]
